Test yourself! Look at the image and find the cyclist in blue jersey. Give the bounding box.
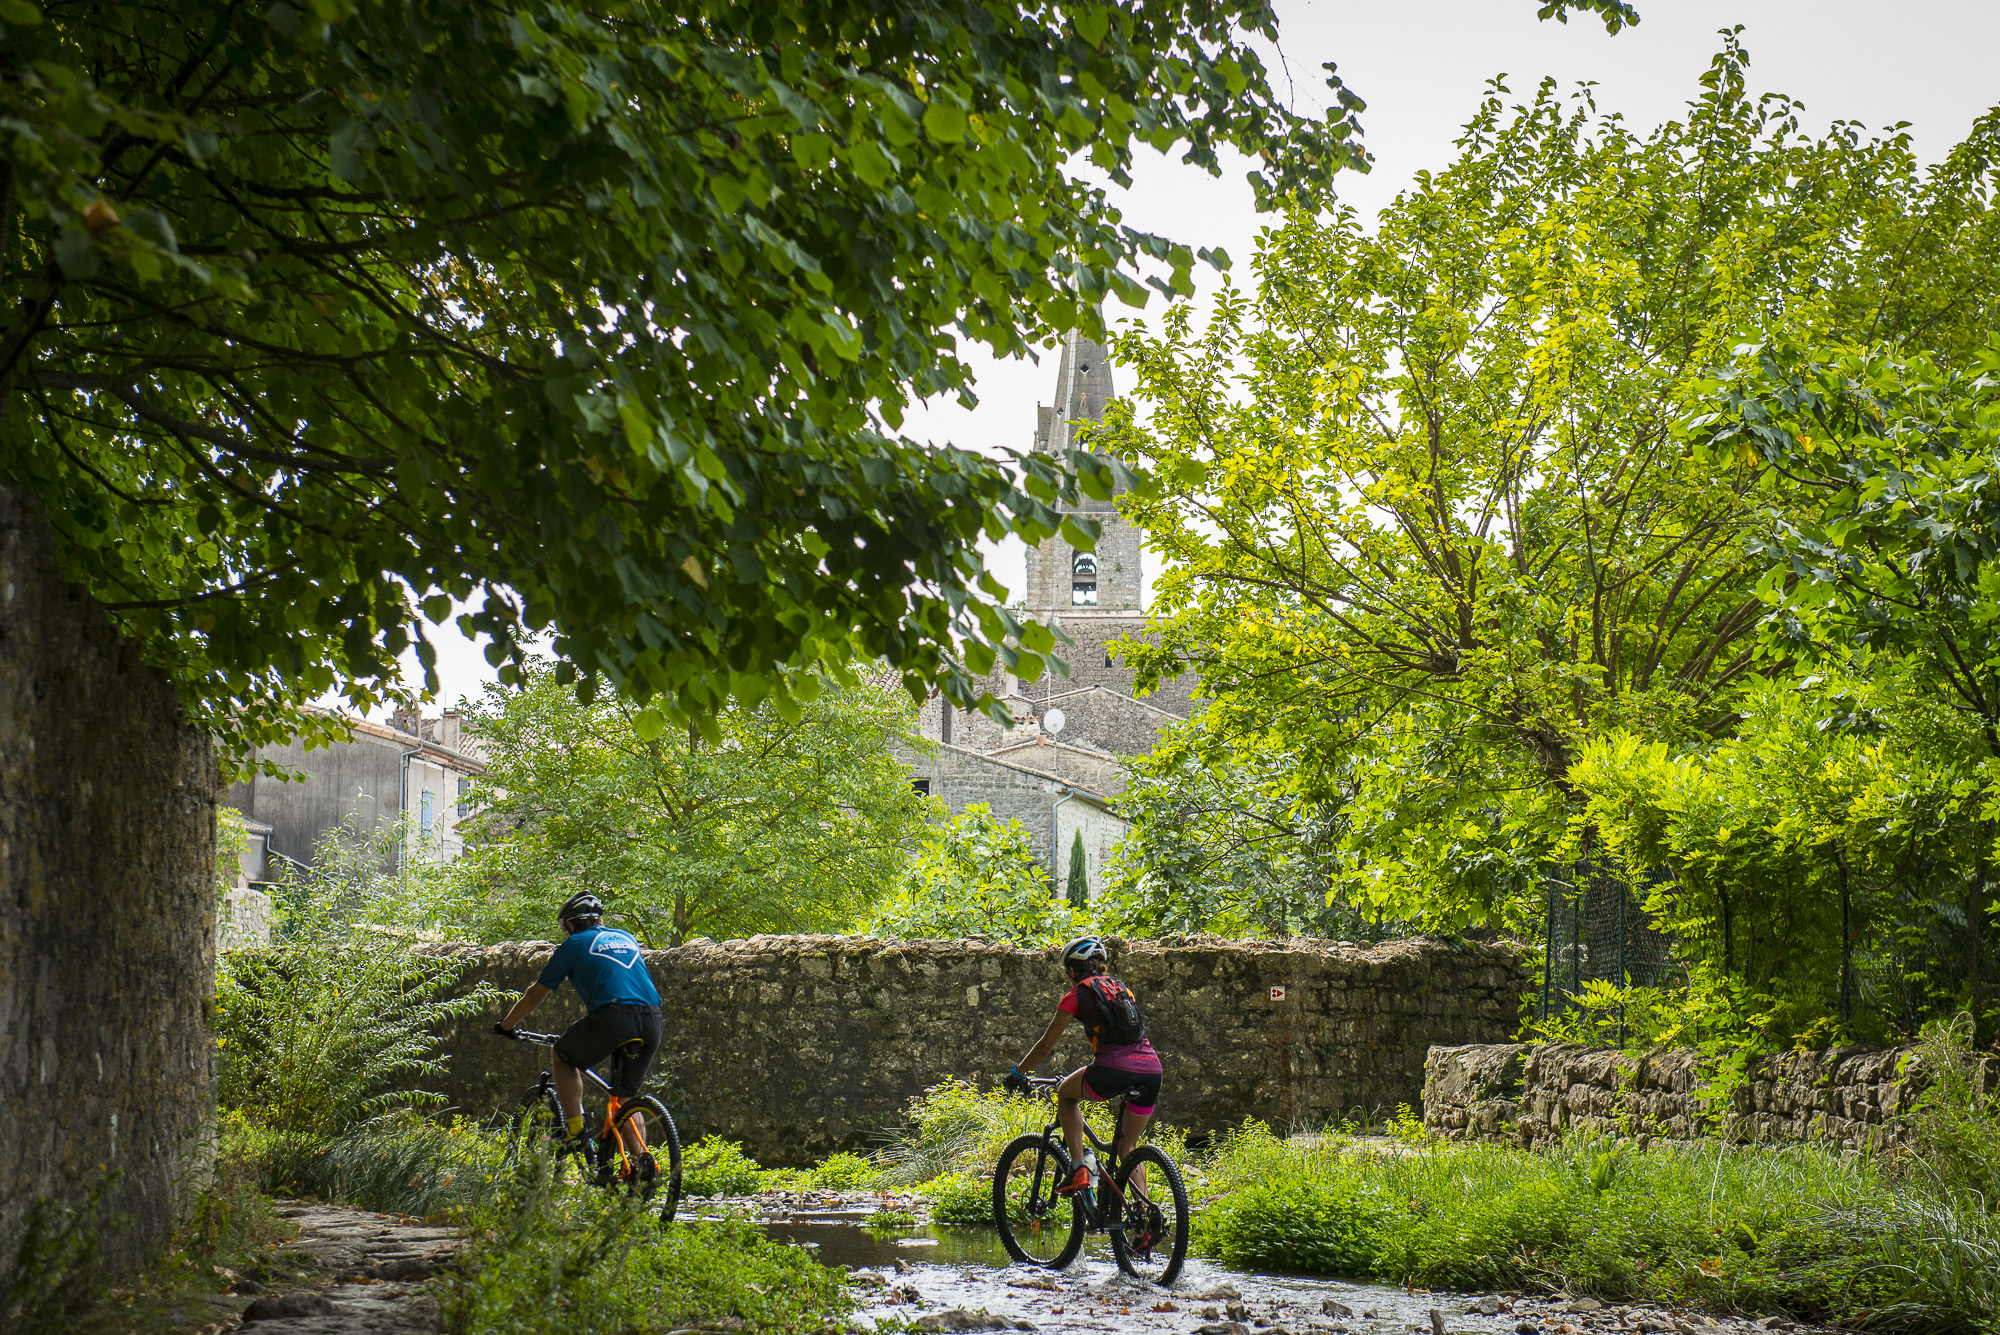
[495,891,663,1146]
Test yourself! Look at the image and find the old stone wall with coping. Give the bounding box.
[430,934,1529,1163]
[1423,1042,1999,1151]
[1,486,218,1275]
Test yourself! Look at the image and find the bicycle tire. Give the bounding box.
[993,1134,1084,1269]
[1108,1145,1189,1286]
[607,1095,684,1223]
[501,1086,574,1183]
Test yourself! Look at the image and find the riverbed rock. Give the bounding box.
[243,1292,339,1320]
[1322,1302,1355,1320]
[913,1310,1033,1333]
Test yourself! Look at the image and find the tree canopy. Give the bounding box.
[0,0,1651,756]
[1102,41,2000,931]
[0,0,1364,757]
[433,664,929,945]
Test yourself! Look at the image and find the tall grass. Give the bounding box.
[1199,1126,1896,1315]
[253,1113,507,1221]
[873,1077,1184,1185]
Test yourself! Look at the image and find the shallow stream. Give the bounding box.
[745,1197,1535,1335]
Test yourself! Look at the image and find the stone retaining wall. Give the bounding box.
[1423,1042,1998,1151]
[1,486,218,1274]
[431,935,1528,1162]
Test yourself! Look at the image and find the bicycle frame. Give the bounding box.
[510,1029,647,1158]
[1026,1076,1138,1226]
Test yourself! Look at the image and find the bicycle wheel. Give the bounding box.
[501,1086,573,1183]
[607,1095,684,1223]
[1109,1145,1189,1286]
[993,1135,1084,1269]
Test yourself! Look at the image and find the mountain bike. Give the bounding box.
[991,1074,1189,1285]
[498,1028,683,1223]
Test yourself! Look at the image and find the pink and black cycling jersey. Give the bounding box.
[1059,983,1162,1073]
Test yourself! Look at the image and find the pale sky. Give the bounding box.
[392,0,2000,716]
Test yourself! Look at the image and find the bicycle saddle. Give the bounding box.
[1119,1084,1151,1101]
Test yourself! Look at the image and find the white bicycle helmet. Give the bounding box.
[1061,936,1109,972]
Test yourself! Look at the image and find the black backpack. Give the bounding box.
[1078,975,1147,1046]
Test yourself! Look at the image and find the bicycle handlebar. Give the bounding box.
[499,1028,562,1046]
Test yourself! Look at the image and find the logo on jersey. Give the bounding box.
[588,929,644,970]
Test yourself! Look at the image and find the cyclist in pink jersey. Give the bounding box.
[1005,937,1163,1195]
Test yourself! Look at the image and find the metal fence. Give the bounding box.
[1538,860,1679,1039]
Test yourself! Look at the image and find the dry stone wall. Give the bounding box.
[431,935,1528,1163]
[1,486,218,1274]
[1423,1042,1998,1151]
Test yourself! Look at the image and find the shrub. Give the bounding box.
[681,1137,767,1198]
[922,1173,995,1226]
[803,1152,880,1191]
[214,818,498,1138]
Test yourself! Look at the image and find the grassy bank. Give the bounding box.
[846,1023,2000,1335]
[1196,1124,1998,1330]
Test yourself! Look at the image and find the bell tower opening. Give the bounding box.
[1071,553,1098,606]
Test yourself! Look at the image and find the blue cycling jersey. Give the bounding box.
[536,925,661,1011]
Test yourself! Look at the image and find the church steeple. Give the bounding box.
[1023,331,1141,615]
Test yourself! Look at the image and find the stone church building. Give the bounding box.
[898,332,1196,898]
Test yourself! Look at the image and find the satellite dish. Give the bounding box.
[1043,708,1066,736]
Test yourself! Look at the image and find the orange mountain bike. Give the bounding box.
[498,1028,683,1222]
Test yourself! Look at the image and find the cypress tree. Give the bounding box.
[1066,831,1090,908]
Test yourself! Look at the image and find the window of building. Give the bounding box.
[1071,552,1098,606]
[912,778,931,796]
[457,775,473,818]
[419,789,436,835]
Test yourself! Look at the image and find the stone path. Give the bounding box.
[178,1199,464,1334]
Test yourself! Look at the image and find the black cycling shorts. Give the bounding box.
[554,1004,663,1098]
[1082,1065,1161,1112]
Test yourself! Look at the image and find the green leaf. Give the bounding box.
[922,100,967,144]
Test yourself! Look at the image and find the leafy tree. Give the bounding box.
[1700,337,2000,758]
[1102,731,1416,940]
[1065,829,1089,909]
[1674,336,2000,1036]
[867,803,1081,945]
[0,0,1393,758]
[435,663,928,945]
[1571,671,1995,1044]
[1101,42,2000,929]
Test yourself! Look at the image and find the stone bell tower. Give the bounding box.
[1022,331,1143,615]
